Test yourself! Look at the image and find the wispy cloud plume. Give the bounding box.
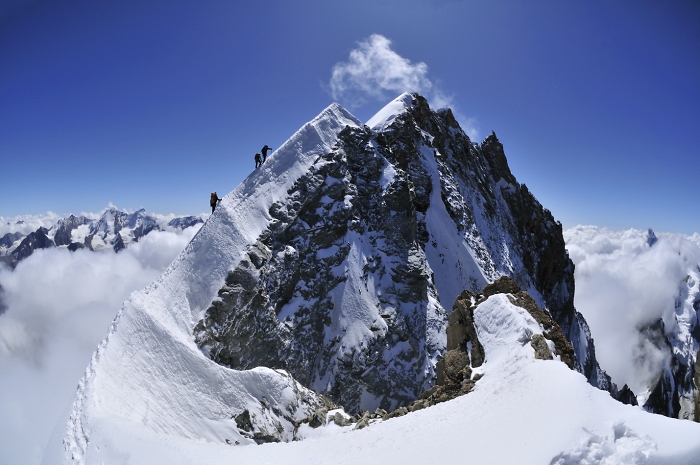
[329,34,479,139]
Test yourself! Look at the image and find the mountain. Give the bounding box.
[641,237,700,420]
[49,94,700,464]
[194,93,613,413]
[0,209,204,269]
[564,226,700,421]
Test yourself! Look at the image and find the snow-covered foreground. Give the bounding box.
[47,293,700,465]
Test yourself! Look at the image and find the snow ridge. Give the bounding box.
[58,103,361,464]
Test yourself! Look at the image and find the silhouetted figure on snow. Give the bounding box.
[254,153,262,169]
[210,192,222,214]
[261,145,272,163]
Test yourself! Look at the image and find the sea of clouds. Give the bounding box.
[0,216,201,465]
[3,209,700,464]
[565,226,700,396]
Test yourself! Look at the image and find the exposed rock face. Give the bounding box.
[642,314,699,419]
[53,215,91,246]
[195,93,613,413]
[196,124,446,414]
[10,227,54,267]
[0,231,23,250]
[642,265,700,421]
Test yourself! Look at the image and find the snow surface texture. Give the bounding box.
[53,287,700,464]
[50,104,362,464]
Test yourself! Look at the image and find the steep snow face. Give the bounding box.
[194,93,612,414]
[56,103,361,465]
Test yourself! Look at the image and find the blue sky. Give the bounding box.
[1,0,698,234]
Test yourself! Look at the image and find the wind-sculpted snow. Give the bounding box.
[55,103,361,464]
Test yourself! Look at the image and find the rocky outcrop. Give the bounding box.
[386,277,575,419]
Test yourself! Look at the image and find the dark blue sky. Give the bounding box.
[2,0,699,234]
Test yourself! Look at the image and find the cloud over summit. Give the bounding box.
[328,34,477,138]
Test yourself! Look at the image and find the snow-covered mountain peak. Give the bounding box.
[51,93,671,465]
[366,91,415,131]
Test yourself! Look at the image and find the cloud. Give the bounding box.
[565,226,700,395]
[329,34,479,139]
[0,225,200,465]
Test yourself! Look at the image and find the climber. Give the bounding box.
[254,153,262,169]
[261,145,272,163]
[210,192,222,214]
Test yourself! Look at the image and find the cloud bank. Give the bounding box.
[565,226,700,395]
[0,224,200,465]
[329,34,478,140]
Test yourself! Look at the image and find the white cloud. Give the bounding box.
[329,34,479,139]
[565,226,700,395]
[0,225,200,465]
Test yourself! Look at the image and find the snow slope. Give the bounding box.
[54,289,700,464]
[48,104,361,464]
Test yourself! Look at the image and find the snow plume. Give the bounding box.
[329,34,478,139]
[564,226,700,395]
[0,225,200,465]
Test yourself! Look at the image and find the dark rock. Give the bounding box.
[0,232,23,249]
[234,410,253,432]
[506,290,575,369]
[111,232,125,253]
[308,408,328,428]
[353,411,372,430]
[10,227,54,266]
[382,406,408,421]
[53,215,90,246]
[531,334,553,360]
[482,275,521,298]
[67,242,85,252]
[446,290,485,367]
[617,384,638,406]
[443,350,472,384]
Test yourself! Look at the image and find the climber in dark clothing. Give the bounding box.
[261,145,272,163]
[255,153,262,169]
[210,192,222,214]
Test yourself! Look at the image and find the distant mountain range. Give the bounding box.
[0,208,203,269]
